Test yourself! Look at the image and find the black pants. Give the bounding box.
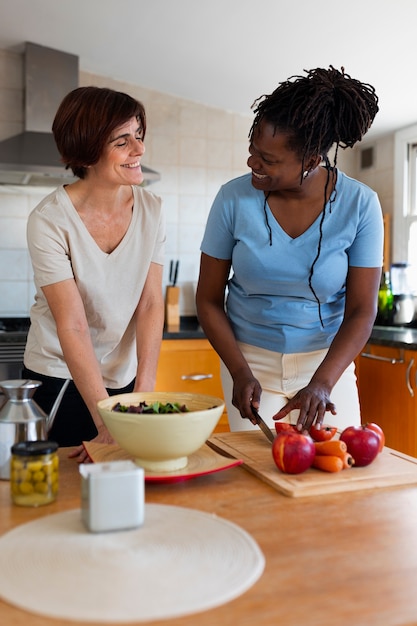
[22,367,135,447]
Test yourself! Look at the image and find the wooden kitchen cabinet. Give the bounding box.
[154,338,229,433]
[356,343,417,456]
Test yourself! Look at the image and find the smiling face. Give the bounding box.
[88,116,146,186]
[247,120,306,193]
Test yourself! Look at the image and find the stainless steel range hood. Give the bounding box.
[0,42,160,187]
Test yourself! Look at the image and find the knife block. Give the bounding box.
[165,286,180,332]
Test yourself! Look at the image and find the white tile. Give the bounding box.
[179,103,207,136]
[178,196,207,224]
[149,93,180,130]
[160,193,179,224]
[150,134,179,165]
[0,217,28,248]
[205,196,215,216]
[0,192,30,217]
[233,140,250,170]
[233,114,252,140]
[174,252,202,283]
[206,139,233,169]
[206,109,233,140]
[26,188,55,210]
[0,281,29,315]
[120,84,152,112]
[178,167,206,195]
[0,249,30,280]
[164,223,178,256]
[179,137,207,167]
[206,168,234,198]
[151,165,179,195]
[231,167,250,180]
[178,224,205,256]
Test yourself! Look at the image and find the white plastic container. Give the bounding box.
[391,263,415,295]
[79,461,144,533]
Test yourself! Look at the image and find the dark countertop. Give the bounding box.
[367,325,417,350]
[0,332,28,344]
[175,321,417,349]
[0,318,30,345]
[2,317,417,349]
[163,316,205,339]
[0,316,206,345]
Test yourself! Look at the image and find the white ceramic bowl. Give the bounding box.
[97,392,225,472]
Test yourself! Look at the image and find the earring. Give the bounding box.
[303,170,309,179]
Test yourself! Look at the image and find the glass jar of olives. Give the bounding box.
[10,441,59,507]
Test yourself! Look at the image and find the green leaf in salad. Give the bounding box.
[112,401,189,414]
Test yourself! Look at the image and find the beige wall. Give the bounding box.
[330,131,396,269]
[354,135,395,219]
[330,133,395,221]
[348,134,396,267]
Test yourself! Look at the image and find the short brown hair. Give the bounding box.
[52,86,146,179]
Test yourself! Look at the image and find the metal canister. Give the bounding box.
[10,440,59,506]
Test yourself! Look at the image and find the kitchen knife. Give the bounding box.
[169,260,179,286]
[250,406,275,443]
[172,260,179,286]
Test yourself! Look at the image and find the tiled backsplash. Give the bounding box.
[0,185,51,316]
[0,48,251,317]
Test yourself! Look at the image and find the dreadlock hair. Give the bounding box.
[250,66,379,326]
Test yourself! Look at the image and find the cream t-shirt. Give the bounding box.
[24,185,165,388]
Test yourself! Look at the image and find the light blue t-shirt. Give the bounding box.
[200,171,383,353]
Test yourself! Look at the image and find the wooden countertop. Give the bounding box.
[1,447,417,625]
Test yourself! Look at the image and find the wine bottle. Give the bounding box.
[377,271,394,324]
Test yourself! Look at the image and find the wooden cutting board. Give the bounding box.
[207,430,417,497]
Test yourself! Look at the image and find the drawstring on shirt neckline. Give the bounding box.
[261,168,338,329]
[263,191,272,246]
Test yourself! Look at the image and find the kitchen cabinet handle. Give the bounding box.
[181,373,213,381]
[361,350,415,397]
[360,352,404,365]
[406,358,415,397]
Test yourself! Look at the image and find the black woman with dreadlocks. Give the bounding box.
[196,67,383,433]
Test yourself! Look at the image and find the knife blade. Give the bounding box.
[250,406,275,443]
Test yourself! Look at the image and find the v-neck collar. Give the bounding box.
[61,185,137,257]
